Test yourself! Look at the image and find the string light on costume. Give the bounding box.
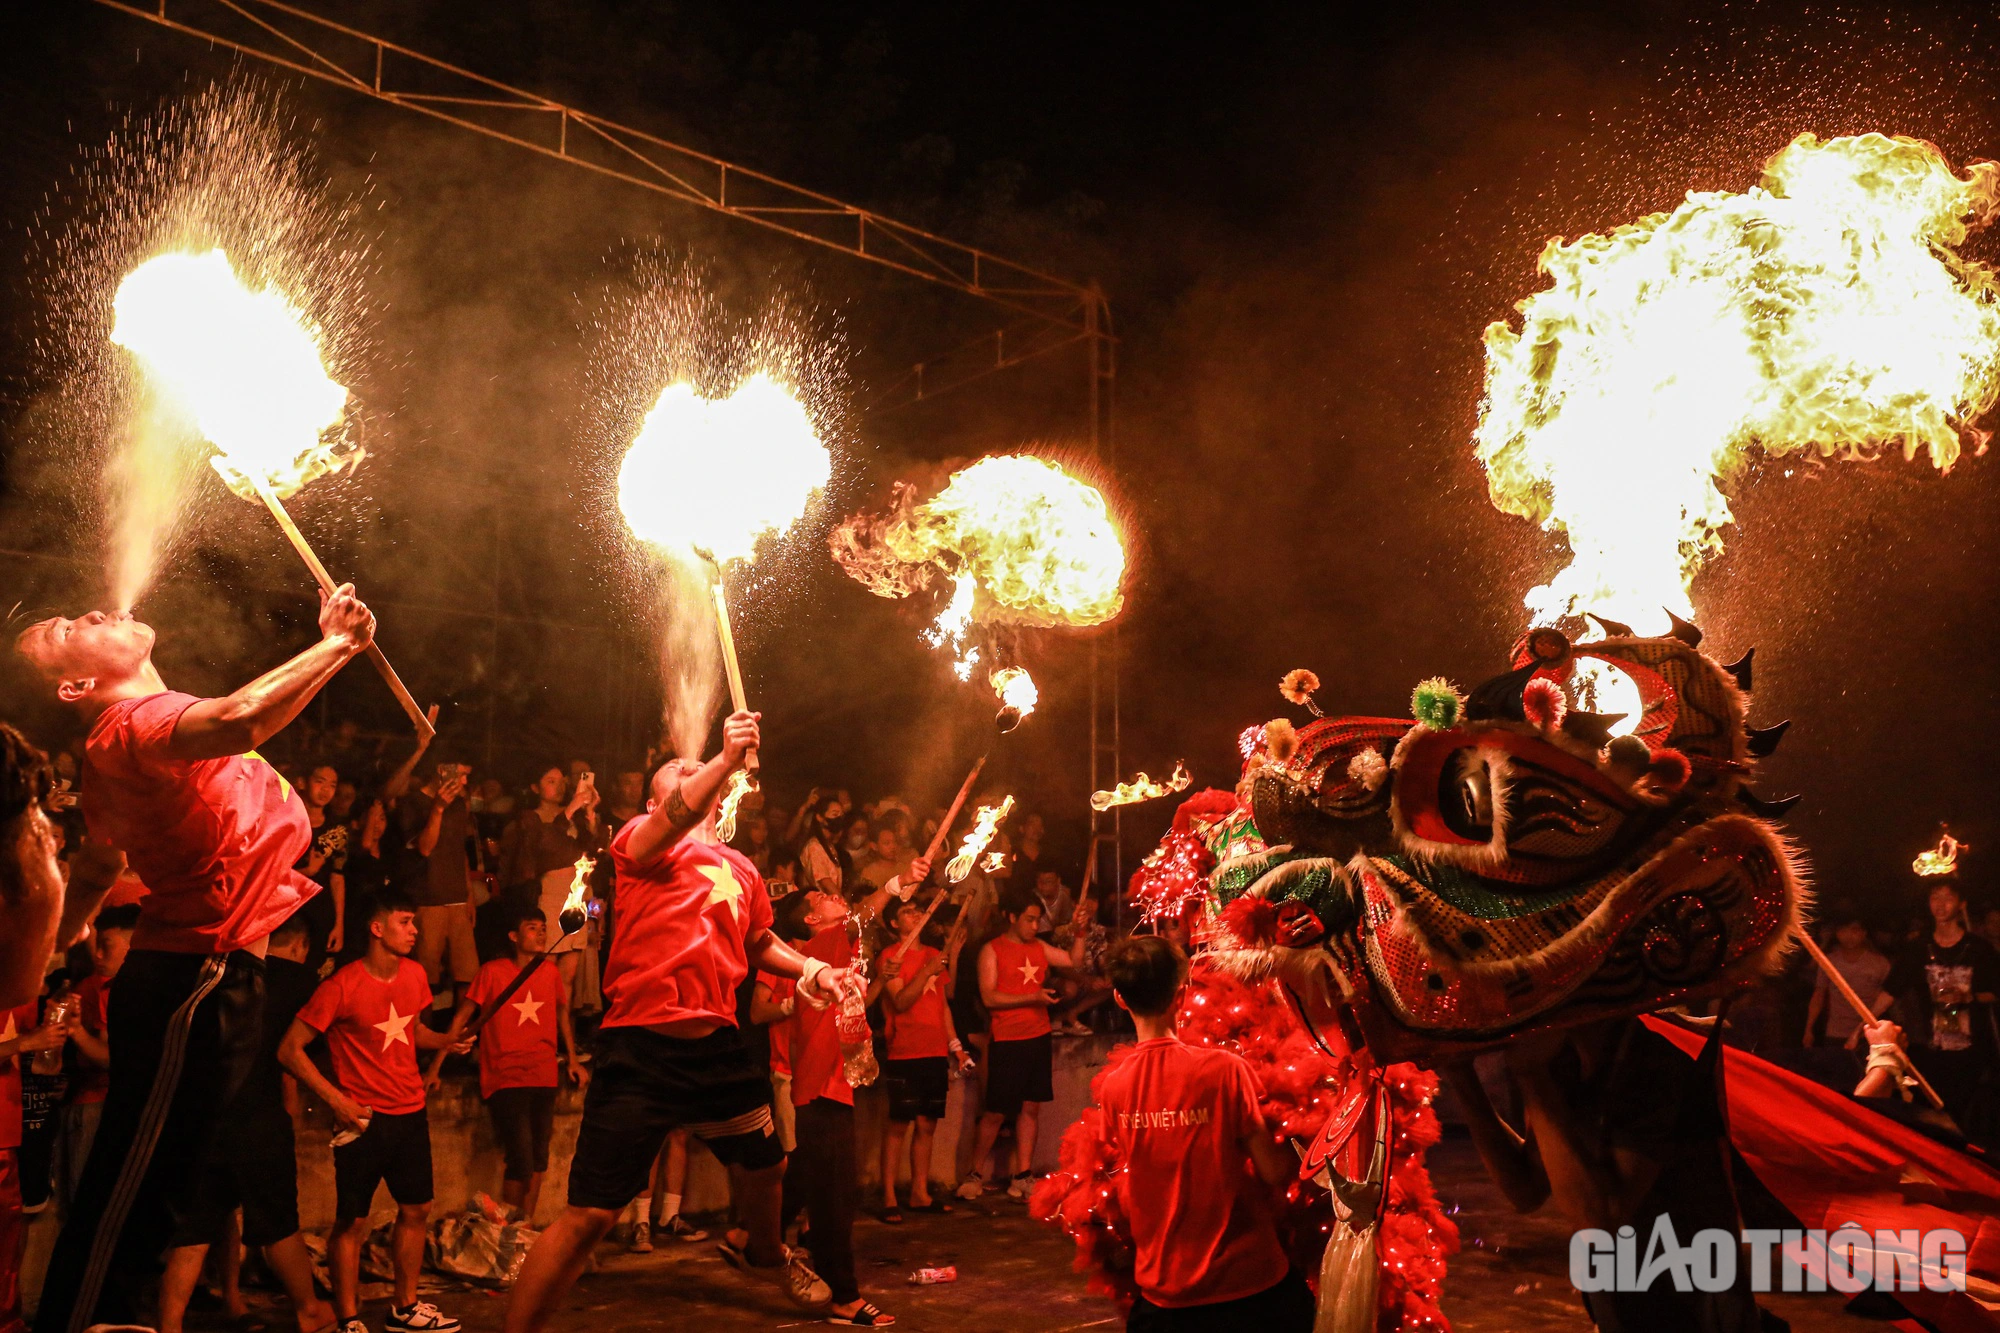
[1913,830,1966,877]
[946,796,1014,883]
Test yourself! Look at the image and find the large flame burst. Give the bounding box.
[1912,831,1965,877]
[618,372,831,564]
[1477,133,2000,632]
[831,454,1125,674]
[946,795,1015,883]
[111,248,356,501]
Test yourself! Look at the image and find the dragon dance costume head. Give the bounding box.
[1137,616,1808,1060]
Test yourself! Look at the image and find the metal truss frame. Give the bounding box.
[87,0,1125,889]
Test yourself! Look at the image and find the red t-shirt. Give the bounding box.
[69,974,111,1106]
[0,1003,35,1151]
[83,692,318,953]
[884,944,949,1060]
[466,958,561,1099]
[1096,1038,1290,1308]
[296,958,433,1115]
[788,929,853,1108]
[987,934,1053,1041]
[602,821,774,1030]
[757,972,795,1078]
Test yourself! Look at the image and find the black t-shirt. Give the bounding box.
[1885,932,2000,1056]
[237,956,319,1112]
[736,972,770,1075]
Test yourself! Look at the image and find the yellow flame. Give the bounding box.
[1089,761,1192,812]
[563,855,594,919]
[888,455,1125,628]
[981,851,1008,874]
[1477,133,2000,632]
[111,249,354,501]
[1913,831,1965,877]
[1569,659,1643,739]
[990,666,1038,717]
[618,373,830,565]
[715,768,754,843]
[923,575,979,679]
[946,795,1015,883]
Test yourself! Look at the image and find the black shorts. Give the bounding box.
[885,1057,949,1123]
[984,1034,1054,1117]
[333,1109,434,1221]
[567,1025,784,1210]
[1128,1269,1314,1333]
[176,1095,301,1247]
[487,1086,557,1183]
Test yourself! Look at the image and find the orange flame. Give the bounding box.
[1090,761,1192,812]
[990,666,1038,718]
[562,855,594,924]
[111,249,357,501]
[1913,831,1965,877]
[980,851,1008,875]
[715,768,754,843]
[1478,134,2000,633]
[946,796,1015,884]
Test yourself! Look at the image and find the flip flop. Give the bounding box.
[826,1301,896,1327]
[910,1198,953,1214]
[878,1206,905,1225]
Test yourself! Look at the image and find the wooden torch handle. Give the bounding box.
[1794,926,1944,1110]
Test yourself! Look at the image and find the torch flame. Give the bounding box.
[1477,133,2000,633]
[989,666,1038,718]
[1913,831,1966,877]
[618,372,830,565]
[560,855,594,934]
[980,852,1008,874]
[923,576,979,679]
[111,248,355,500]
[715,768,754,843]
[946,796,1015,883]
[1089,761,1192,812]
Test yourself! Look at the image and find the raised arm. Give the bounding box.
[624,713,759,866]
[168,585,376,762]
[381,706,440,800]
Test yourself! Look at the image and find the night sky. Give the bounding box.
[4,1,1999,917]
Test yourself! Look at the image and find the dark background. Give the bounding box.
[4,1,1997,917]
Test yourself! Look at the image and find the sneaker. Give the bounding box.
[1006,1172,1034,1200]
[955,1174,986,1201]
[628,1219,653,1253]
[384,1302,460,1333]
[665,1214,709,1243]
[734,1245,831,1309]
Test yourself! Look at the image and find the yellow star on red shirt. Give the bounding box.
[699,864,746,923]
[374,1003,415,1051]
[1018,959,1044,987]
[0,1013,15,1044]
[512,995,544,1026]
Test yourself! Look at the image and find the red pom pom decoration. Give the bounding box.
[1646,746,1692,791]
[1173,787,1243,835]
[1221,894,1279,948]
[1521,675,1567,731]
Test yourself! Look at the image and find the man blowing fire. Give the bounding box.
[14,586,376,1333]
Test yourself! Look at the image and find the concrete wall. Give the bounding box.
[297,1034,1119,1229]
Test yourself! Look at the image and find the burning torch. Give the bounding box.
[446,857,594,1056]
[112,249,434,740]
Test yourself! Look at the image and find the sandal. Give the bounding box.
[878,1206,905,1225]
[911,1198,953,1214]
[827,1301,896,1327]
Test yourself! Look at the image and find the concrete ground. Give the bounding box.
[196,1136,1882,1333]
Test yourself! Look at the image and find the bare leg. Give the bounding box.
[329,1217,370,1321]
[502,1206,616,1333]
[392,1202,429,1309]
[157,1243,212,1333]
[217,1211,246,1318]
[1013,1103,1041,1176]
[909,1117,938,1208]
[879,1121,908,1210]
[967,1112,1006,1184]
[726,1160,786,1267]
[953,1035,989,1181]
[500,1175,528,1215]
[661,1129,689,1223]
[262,1233,335,1333]
[524,1170,545,1223]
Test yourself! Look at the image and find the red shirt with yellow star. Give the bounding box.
[602,820,773,1031]
[296,958,433,1114]
[466,958,562,1098]
[884,943,950,1060]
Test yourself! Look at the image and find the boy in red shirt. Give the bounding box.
[1,1003,66,1333]
[963,889,1073,1200]
[503,713,859,1333]
[878,898,970,1220]
[16,589,375,1333]
[281,893,465,1333]
[447,903,587,1221]
[1095,936,1309,1333]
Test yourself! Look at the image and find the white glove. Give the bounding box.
[796,957,834,1010]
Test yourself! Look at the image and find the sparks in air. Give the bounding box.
[111,248,356,500]
[1090,761,1192,812]
[1476,133,2000,634]
[1913,831,1966,877]
[714,769,754,843]
[560,856,594,933]
[989,666,1038,718]
[618,372,830,565]
[946,796,1015,883]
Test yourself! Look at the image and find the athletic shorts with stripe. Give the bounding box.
[566,1025,784,1210]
